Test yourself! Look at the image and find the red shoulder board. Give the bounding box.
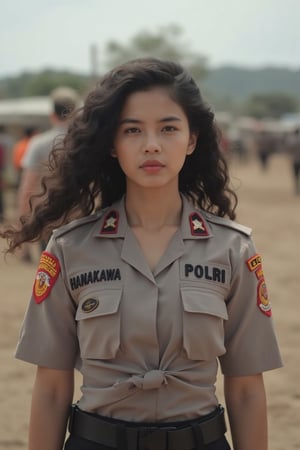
[33,251,61,304]
[100,210,119,234]
[189,212,209,236]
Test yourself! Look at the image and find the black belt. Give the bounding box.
[68,405,227,450]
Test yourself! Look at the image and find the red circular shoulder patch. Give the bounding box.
[33,251,61,304]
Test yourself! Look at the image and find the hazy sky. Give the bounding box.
[1,0,299,77]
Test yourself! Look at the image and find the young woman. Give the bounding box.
[1,58,282,450]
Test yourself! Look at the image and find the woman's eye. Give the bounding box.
[163,125,177,132]
[125,127,140,134]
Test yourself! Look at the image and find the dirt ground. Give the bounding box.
[0,153,299,449]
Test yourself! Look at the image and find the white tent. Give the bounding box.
[0,97,51,127]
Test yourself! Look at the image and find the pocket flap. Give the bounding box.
[181,287,228,320]
[76,289,122,321]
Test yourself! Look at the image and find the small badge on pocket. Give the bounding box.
[82,298,99,313]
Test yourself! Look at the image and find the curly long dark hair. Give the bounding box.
[1,58,237,253]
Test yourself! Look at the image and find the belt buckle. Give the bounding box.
[138,426,176,450]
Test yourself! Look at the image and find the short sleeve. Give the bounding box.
[219,236,283,376]
[15,235,79,370]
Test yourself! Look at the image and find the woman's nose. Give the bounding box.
[143,135,161,153]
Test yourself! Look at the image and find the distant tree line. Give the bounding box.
[1,25,299,119]
[0,70,89,98]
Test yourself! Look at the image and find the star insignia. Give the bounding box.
[100,210,119,234]
[189,212,209,236]
[192,218,205,231]
[104,217,117,229]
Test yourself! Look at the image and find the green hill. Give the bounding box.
[202,66,300,107]
[1,65,300,113]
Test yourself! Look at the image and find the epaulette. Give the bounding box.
[201,211,252,236]
[52,209,107,239]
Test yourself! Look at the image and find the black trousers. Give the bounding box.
[64,434,231,450]
[292,161,300,194]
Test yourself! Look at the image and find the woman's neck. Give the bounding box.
[125,188,182,232]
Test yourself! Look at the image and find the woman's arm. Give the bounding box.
[224,373,268,450]
[28,366,74,450]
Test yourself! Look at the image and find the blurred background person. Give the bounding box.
[12,126,38,187]
[0,125,14,222]
[12,127,39,261]
[227,127,249,163]
[18,86,79,260]
[285,127,300,195]
[0,141,4,222]
[254,129,276,171]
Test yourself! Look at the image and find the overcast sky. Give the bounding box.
[1,0,299,78]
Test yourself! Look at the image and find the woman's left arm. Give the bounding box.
[224,373,268,450]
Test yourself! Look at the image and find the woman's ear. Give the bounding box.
[187,133,198,155]
[111,148,117,158]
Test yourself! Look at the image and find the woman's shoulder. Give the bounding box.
[52,208,108,239]
[201,210,252,237]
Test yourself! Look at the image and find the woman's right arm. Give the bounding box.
[28,366,74,450]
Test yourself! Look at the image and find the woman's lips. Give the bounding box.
[140,160,164,167]
[140,160,165,173]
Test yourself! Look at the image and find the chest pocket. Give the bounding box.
[181,287,228,361]
[75,289,122,359]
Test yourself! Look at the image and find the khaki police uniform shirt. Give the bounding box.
[15,196,282,422]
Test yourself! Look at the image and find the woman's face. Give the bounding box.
[113,87,197,192]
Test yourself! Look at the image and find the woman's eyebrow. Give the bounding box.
[119,116,182,125]
[159,116,182,123]
[119,118,141,125]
